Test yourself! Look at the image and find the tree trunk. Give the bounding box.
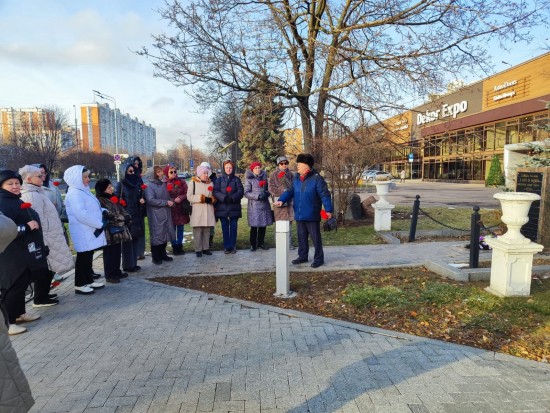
[298,97,313,153]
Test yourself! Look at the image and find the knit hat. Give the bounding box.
[296,153,314,168]
[276,156,289,165]
[0,169,23,187]
[200,161,212,169]
[249,161,261,171]
[196,165,211,176]
[94,179,111,195]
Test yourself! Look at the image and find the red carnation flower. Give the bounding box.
[320,210,329,220]
[20,202,32,209]
[174,180,180,186]
[53,181,60,187]
[277,171,285,179]
[110,196,119,204]
[208,186,213,191]
[259,180,266,187]
[166,183,174,191]
[226,185,232,192]
[119,199,127,207]
[140,184,147,190]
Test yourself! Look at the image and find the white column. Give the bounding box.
[274,220,296,298]
[373,181,394,231]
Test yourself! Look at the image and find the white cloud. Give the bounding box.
[151,97,175,108]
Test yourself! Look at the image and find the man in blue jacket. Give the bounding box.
[275,153,333,268]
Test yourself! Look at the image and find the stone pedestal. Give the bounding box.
[484,238,543,296]
[485,192,543,297]
[274,220,296,298]
[373,181,394,231]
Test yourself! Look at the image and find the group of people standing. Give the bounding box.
[0,152,333,338]
[214,153,333,269]
[0,164,72,336]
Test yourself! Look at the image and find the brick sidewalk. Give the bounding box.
[10,245,550,413]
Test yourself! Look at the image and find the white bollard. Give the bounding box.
[274,220,296,298]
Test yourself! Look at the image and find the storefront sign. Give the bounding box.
[417,100,468,125]
[492,79,519,102]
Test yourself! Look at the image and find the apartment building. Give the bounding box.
[0,107,78,150]
[1,107,55,143]
[80,103,156,156]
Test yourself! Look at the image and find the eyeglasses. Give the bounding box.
[279,162,289,165]
[127,170,135,174]
[169,171,177,174]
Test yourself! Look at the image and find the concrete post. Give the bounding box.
[274,220,296,298]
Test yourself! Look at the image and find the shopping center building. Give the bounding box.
[377,52,550,183]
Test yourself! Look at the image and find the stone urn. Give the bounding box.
[374,180,392,205]
[494,192,541,244]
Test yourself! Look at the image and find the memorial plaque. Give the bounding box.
[516,171,543,241]
[515,168,550,249]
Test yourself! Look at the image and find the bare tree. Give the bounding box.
[138,0,547,159]
[7,106,70,174]
[207,97,242,170]
[57,151,116,179]
[322,126,386,222]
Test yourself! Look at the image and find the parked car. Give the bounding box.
[177,172,191,179]
[363,170,393,182]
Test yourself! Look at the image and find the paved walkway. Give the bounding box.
[12,243,550,413]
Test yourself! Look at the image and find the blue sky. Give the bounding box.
[0,0,210,153]
[0,0,548,154]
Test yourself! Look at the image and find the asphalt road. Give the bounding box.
[357,180,502,209]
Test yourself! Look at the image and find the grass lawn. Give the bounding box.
[200,205,501,250]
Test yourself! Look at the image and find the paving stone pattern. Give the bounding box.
[11,244,550,413]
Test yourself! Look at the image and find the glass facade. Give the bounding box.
[382,111,550,182]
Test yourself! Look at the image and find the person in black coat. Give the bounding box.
[0,170,50,335]
[115,163,145,272]
[130,156,147,260]
[213,160,244,253]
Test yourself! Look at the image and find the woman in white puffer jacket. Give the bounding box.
[63,165,106,295]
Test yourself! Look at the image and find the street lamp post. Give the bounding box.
[73,105,79,163]
[180,132,193,172]
[93,89,119,181]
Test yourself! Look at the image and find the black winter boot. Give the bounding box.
[151,245,163,265]
[172,245,185,256]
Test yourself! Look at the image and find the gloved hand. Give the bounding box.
[225,196,233,204]
[204,196,213,204]
[258,192,267,201]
